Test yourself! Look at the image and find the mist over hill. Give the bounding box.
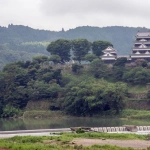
[0,24,149,69]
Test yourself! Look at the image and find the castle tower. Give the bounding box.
[131,31,150,61]
[101,46,117,63]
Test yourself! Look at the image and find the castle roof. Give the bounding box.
[136,32,150,37]
[102,46,117,53]
[138,44,147,48]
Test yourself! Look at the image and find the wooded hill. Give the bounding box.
[0,24,149,69]
[1,55,150,118]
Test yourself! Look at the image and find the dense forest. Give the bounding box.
[1,38,150,118]
[0,24,149,69]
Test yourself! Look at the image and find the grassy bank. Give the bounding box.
[120,109,150,119]
[128,84,148,94]
[60,132,147,140]
[0,132,149,150]
[23,110,66,118]
[23,109,150,120]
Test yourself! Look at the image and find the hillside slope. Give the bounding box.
[0,24,149,69]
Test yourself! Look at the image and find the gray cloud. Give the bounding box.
[40,0,150,17]
[0,0,150,30]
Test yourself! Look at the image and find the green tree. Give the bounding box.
[89,58,109,78]
[72,39,91,63]
[113,57,127,67]
[12,86,28,108]
[27,81,60,100]
[112,66,124,81]
[135,59,148,67]
[63,79,127,116]
[72,63,83,73]
[0,72,6,97]
[92,40,113,56]
[112,57,127,81]
[32,55,49,67]
[134,69,150,84]
[147,90,150,100]
[123,67,150,84]
[47,39,71,64]
[49,55,61,64]
[84,54,97,62]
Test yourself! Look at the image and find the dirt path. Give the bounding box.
[73,139,150,149]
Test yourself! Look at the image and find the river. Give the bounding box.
[1,117,150,131]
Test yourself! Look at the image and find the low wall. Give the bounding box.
[75,126,150,132]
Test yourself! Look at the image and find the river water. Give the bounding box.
[0,117,150,131]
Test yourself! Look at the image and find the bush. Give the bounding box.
[76,128,85,134]
[2,105,22,118]
[147,90,150,100]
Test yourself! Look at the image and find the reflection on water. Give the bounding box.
[1,117,150,131]
[24,117,123,130]
[0,118,26,131]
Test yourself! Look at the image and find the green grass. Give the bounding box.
[0,133,149,150]
[60,132,147,140]
[128,84,147,94]
[121,109,150,119]
[0,142,138,150]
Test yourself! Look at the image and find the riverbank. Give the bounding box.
[23,110,66,118]
[0,132,150,150]
[22,109,150,119]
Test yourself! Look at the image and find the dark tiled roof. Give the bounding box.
[102,46,117,52]
[137,32,150,37]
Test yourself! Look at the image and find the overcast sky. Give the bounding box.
[0,0,150,31]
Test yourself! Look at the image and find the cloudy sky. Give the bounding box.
[0,0,150,31]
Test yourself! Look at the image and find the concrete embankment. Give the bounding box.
[72,126,150,134]
[89,126,150,133]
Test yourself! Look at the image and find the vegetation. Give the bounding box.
[71,39,91,63]
[0,133,149,150]
[0,24,149,69]
[1,27,150,118]
[47,39,71,64]
[63,79,127,116]
[60,132,147,140]
[0,55,128,117]
[1,43,150,118]
[121,109,150,119]
[92,40,113,56]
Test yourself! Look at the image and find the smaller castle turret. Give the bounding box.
[101,46,117,63]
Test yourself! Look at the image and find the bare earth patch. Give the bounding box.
[72,139,150,149]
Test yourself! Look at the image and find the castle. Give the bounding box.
[101,31,150,62]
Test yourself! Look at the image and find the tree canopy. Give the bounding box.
[47,39,71,64]
[92,40,113,56]
[72,39,91,63]
[63,79,127,116]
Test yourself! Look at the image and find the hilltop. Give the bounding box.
[0,24,149,69]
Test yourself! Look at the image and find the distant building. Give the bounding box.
[130,31,150,61]
[101,31,150,63]
[101,46,117,63]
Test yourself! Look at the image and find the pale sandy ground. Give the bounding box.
[73,138,150,149]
